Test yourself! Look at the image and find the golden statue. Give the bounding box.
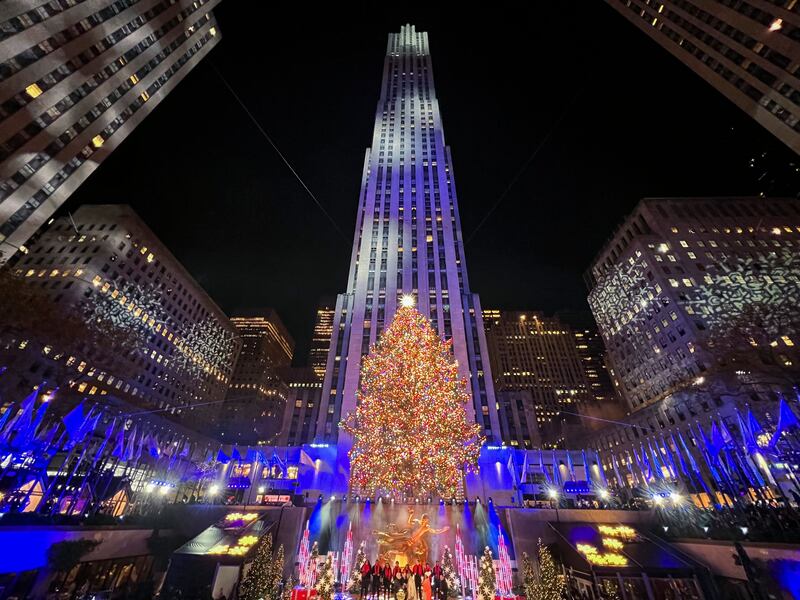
[373,509,449,565]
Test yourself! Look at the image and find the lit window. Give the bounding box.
[130,74,139,85]
[91,135,104,148]
[25,83,43,98]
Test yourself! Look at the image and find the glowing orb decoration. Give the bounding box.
[400,294,415,308]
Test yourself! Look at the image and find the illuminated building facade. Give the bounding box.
[277,367,323,446]
[606,0,800,154]
[308,297,335,380]
[218,310,294,445]
[586,197,800,456]
[0,204,239,424]
[0,0,221,262]
[316,25,499,444]
[484,310,593,447]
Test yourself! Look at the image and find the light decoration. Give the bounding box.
[496,533,513,598]
[576,544,628,567]
[340,303,483,497]
[597,525,637,541]
[224,512,259,527]
[297,521,312,587]
[207,534,259,555]
[601,537,624,551]
[339,523,354,587]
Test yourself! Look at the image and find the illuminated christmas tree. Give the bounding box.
[315,554,334,600]
[520,552,536,600]
[240,534,283,600]
[529,539,564,600]
[477,546,496,600]
[340,299,483,497]
[440,545,459,597]
[349,541,367,593]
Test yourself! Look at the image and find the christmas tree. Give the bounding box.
[349,541,367,592]
[528,539,564,600]
[315,554,334,600]
[240,534,284,600]
[477,546,496,600]
[340,299,483,497]
[520,552,536,600]
[440,545,459,597]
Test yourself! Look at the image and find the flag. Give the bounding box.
[769,398,800,447]
[299,449,315,468]
[519,450,528,485]
[611,452,624,488]
[506,451,516,486]
[9,389,38,447]
[124,426,137,461]
[90,419,115,467]
[111,425,125,458]
[148,434,161,459]
[565,450,576,481]
[0,402,13,435]
[670,434,689,476]
[231,447,242,462]
[748,409,764,440]
[216,448,230,464]
[180,440,191,458]
[61,402,86,441]
[647,439,665,480]
[709,421,726,457]
[737,411,758,454]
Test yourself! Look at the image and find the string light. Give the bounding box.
[340,304,483,497]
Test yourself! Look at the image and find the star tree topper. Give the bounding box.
[340,297,483,497]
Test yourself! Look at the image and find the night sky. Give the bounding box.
[64,5,799,364]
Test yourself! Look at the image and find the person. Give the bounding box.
[393,561,402,578]
[372,560,383,600]
[360,559,372,599]
[414,566,423,600]
[438,576,448,600]
[432,562,442,598]
[422,574,432,600]
[384,561,393,600]
[406,568,418,600]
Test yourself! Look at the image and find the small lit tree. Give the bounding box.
[240,534,283,600]
[520,552,536,600]
[529,539,564,600]
[315,554,334,600]
[477,546,496,600]
[440,546,459,596]
[349,541,367,593]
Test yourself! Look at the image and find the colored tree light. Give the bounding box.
[340,303,483,498]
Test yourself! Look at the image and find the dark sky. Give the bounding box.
[66,4,799,364]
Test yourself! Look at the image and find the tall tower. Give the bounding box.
[316,25,499,444]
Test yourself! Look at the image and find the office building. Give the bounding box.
[484,310,594,447]
[278,367,323,447]
[0,0,221,261]
[606,0,800,154]
[0,204,239,424]
[217,310,294,445]
[586,196,800,453]
[308,297,335,380]
[315,25,499,444]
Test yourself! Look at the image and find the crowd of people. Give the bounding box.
[660,502,800,542]
[358,559,448,600]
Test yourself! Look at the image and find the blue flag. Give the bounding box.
[62,402,86,440]
[770,398,800,447]
[231,447,242,462]
[111,426,125,458]
[217,449,230,464]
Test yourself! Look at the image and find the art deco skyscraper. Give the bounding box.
[0,0,221,262]
[315,25,499,444]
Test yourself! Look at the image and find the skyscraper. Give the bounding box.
[315,25,499,443]
[0,0,221,262]
[605,0,800,154]
[484,310,593,447]
[0,204,239,423]
[218,310,294,445]
[586,197,800,454]
[308,296,335,380]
